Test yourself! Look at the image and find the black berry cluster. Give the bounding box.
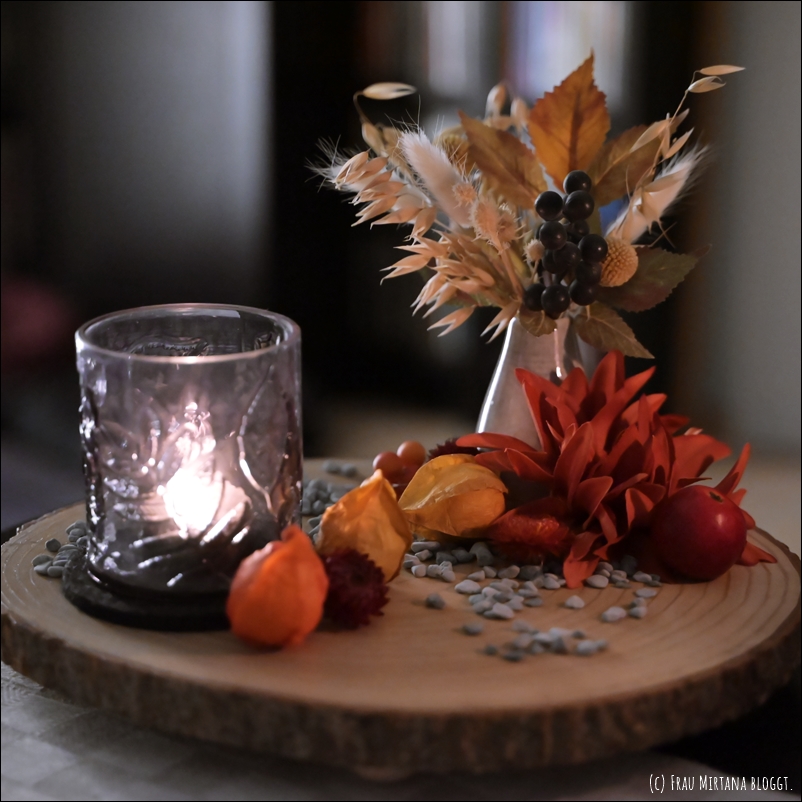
[525,171,608,319]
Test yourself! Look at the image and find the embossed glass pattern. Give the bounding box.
[75,304,302,597]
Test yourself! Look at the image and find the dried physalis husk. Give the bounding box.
[317,470,412,581]
[398,454,507,540]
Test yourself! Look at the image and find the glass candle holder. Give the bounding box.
[75,304,302,599]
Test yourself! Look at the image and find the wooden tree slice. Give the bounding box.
[1,461,799,776]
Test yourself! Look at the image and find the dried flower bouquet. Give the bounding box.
[317,56,743,357]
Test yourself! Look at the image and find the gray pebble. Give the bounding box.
[512,633,533,649]
[52,558,70,567]
[551,636,569,654]
[598,561,614,573]
[32,554,52,566]
[549,627,574,639]
[455,579,482,595]
[601,606,627,623]
[646,579,663,587]
[629,606,648,619]
[651,573,661,581]
[493,591,514,603]
[46,565,64,578]
[498,565,520,579]
[68,533,82,543]
[403,558,420,570]
[544,572,561,581]
[312,500,327,515]
[502,650,525,662]
[532,576,545,588]
[481,586,497,597]
[528,642,546,655]
[635,588,658,598]
[308,515,322,527]
[340,463,358,477]
[437,551,456,564]
[475,550,495,567]
[466,571,485,582]
[58,544,79,553]
[563,595,585,609]
[585,575,609,589]
[411,564,427,578]
[426,565,442,578]
[77,536,90,548]
[45,538,62,553]
[632,571,653,583]
[301,500,313,516]
[462,623,484,636]
[595,568,611,578]
[512,620,534,632]
[613,580,631,589]
[67,520,87,532]
[453,548,474,564]
[468,594,485,605]
[440,569,456,583]
[620,555,638,575]
[308,478,328,491]
[500,578,519,590]
[516,587,539,598]
[412,541,440,553]
[482,566,497,578]
[576,640,601,656]
[469,540,490,554]
[33,564,51,575]
[610,569,628,581]
[425,593,446,609]
[473,600,492,614]
[322,459,341,474]
[542,577,561,590]
[506,597,524,611]
[524,597,544,607]
[416,549,433,562]
[533,632,555,645]
[487,602,514,620]
[483,644,499,655]
[519,565,541,581]
[629,597,648,609]
[489,581,507,592]
[572,630,587,639]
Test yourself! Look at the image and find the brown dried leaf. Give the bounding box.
[588,125,661,206]
[459,112,546,206]
[517,309,557,337]
[699,65,744,76]
[527,54,610,187]
[361,82,417,100]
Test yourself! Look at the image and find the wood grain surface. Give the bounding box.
[1,460,799,775]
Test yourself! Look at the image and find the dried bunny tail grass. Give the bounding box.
[607,146,708,243]
[399,132,472,228]
[470,199,518,248]
[453,182,477,206]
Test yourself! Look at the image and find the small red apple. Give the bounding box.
[651,485,747,580]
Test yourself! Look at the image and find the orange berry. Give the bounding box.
[372,450,405,480]
[396,440,426,466]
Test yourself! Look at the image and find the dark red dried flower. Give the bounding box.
[428,438,480,460]
[323,549,389,629]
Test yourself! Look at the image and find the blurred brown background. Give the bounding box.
[1,0,799,536]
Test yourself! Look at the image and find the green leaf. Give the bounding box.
[517,309,557,338]
[572,303,653,358]
[597,246,710,312]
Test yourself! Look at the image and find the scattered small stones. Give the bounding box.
[33,564,51,576]
[425,593,446,609]
[411,564,427,578]
[572,630,587,639]
[601,606,627,623]
[629,597,648,609]
[506,597,524,611]
[466,571,485,582]
[629,606,648,619]
[512,620,533,632]
[437,551,456,564]
[440,568,456,583]
[416,549,433,562]
[585,575,609,589]
[632,571,653,583]
[519,565,541,581]
[483,644,499,655]
[563,595,585,609]
[472,600,492,614]
[426,565,442,579]
[512,633,534,649]
[598,561,614,573]
[462,622,484,636]
[635,588,658,598]
[493,591,514,603]
[542,576,561,590]
[620,555,638,575]
[516,587,538,598]
[482,566,497,578]
[485,603,514,620]
[481,586,497,597]
[498,565,520,579]
[610,569,628,582]
[412,541,440,553]
[455,579,482,595]
[32,554,52,567]
[502,650,524,662]
[524,597,544,607]
[528,641,546,655]
[46,565,64,578]
[452,548,474,564]
[576,639,608,656]
[45,538,62,553]
[403,558,419,570]
[612,580,631,589]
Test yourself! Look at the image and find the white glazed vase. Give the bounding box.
[476,316,602,447]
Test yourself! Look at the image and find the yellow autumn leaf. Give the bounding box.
[316,470,412,581]
[528,54,610,188]
[459,112,546,206]
[398,454,507,540]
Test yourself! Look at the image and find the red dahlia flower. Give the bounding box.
[457,351,775,587]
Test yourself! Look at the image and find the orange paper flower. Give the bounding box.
[316,470,413,581]
[398,454,507,540]
[459,351,775,587]
[226,525,329,647]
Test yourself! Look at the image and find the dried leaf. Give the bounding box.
[517,308,557,337]
[588,125,661,206]
[572,303,653,358]
[361,82,417,100]
[699,65,744,76]
[459,112,546,206]
[597,246,708,312]
[399,454,507,539]
[687,76,725,93]
[528,55,610,187]
[317,470,413,580]
[630,120,669,152]
[664,128,694,159]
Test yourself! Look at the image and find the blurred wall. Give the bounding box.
[675,0,801,455]
[40,0,269,309]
